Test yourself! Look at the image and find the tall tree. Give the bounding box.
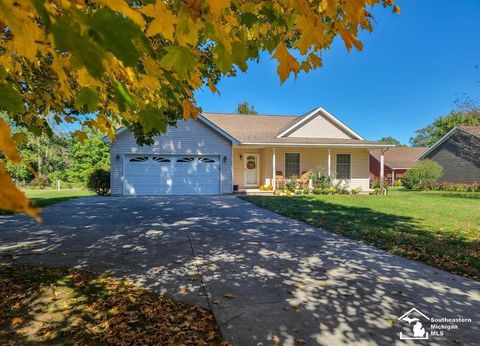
[378,136,406,146]
[0,0,400,217]
[236,102,258,115]
[410,109,480,147]
[66,134,110,185]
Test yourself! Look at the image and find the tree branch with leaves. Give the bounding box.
[0,0,399,218]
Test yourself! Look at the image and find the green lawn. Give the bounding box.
[240,189,480,280]
[24,188,94,207]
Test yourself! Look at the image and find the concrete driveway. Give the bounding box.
[0,196,478,345]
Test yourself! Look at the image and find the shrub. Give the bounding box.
[334,180,349,194]
[31,175,50,189]
[350,188,361,195]
[428,182,480,192]
[86,168,110,196]
[284,176,298,192]
[394,179,403,187]
[401,160,442,190]
[309,166,332,189]
[371,178,389,191]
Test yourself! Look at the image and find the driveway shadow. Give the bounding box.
[0,196,479,345]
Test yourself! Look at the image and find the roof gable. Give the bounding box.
[418,126,480,160]
[277,107,364,140]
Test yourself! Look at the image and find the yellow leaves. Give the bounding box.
[101,0,145,27]
[0,119,20,162]
[73,130,88,143]
[337,24,363,51]
[273,43,300,83]
[206,0,230,17]
[393,5,401,14]
[175,16,201,47]
[143,2,177,41]
[181,99,200,119]
[0,163,39,220]
[207,79,218,94]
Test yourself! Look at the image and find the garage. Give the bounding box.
[123,154,220,196]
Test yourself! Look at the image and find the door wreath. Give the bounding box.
[246,160,256,169]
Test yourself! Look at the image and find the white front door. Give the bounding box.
[244,154,259,186]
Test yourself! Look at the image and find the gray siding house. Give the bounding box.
[104,107,393,196]
[418,126,480,184]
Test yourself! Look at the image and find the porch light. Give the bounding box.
[223,156,227,163]
[115,154,120,161]
[240,154,243,160]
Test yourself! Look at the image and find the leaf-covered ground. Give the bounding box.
[241,189,480,280]
[0,264,225,345]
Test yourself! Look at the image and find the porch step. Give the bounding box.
[235,189,274,196]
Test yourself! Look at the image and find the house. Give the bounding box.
[105,107,393,196]
[417,126,480,183]
[370,147,427,185]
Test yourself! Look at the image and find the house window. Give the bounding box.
[176,157,195,162]
[285,153,300,178]
[336,154,351,179]
[152,156,171,162]
[198,157,216,163]
[129,156,148,162]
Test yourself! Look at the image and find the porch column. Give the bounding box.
[272,147,276,189]
[392,169,395,186]
[327,148,331,176]
[380,148,387,194]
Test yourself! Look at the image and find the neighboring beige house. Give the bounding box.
[106,107,393,196]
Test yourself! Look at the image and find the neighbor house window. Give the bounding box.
[285,153,300,178]
[336,154,351,179]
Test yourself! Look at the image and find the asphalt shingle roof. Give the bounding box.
[370,147,428,169]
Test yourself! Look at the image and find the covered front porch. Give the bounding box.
[232,145,389,193]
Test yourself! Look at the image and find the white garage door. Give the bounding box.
[124,155,220,196]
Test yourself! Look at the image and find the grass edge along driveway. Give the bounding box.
[240,189,480,280]
[24,188,94,207]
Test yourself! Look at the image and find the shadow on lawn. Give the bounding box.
[241,196,480,280]
[0,196,479,345]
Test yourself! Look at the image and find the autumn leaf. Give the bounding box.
[11,317,22,326]
[273,42,300,83]
[223,293,235,299]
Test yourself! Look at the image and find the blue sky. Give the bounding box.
[195,0,480,145]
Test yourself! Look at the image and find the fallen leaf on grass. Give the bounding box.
[272,335,280,344]
[223,293,234,299]
[296,339,306,345]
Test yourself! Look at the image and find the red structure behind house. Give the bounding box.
[370,147,427,185]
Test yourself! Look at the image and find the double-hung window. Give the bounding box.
[336,154,351,179]
[285,153,300,178]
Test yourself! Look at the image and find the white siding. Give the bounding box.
[110,119,233,195]
[286,114,353,139]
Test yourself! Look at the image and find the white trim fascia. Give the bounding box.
[417,127,459,160]
[276,107,320,138]
[198,115,240,144]
[276,107,365,140]
[239,142,395,149]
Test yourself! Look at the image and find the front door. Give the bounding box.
[244,154,259,186]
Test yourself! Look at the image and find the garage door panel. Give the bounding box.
[124,155,220,196]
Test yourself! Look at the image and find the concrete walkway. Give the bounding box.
[0,196,478,345]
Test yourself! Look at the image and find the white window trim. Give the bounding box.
[284,152,301,178]
[335,153,352,180]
